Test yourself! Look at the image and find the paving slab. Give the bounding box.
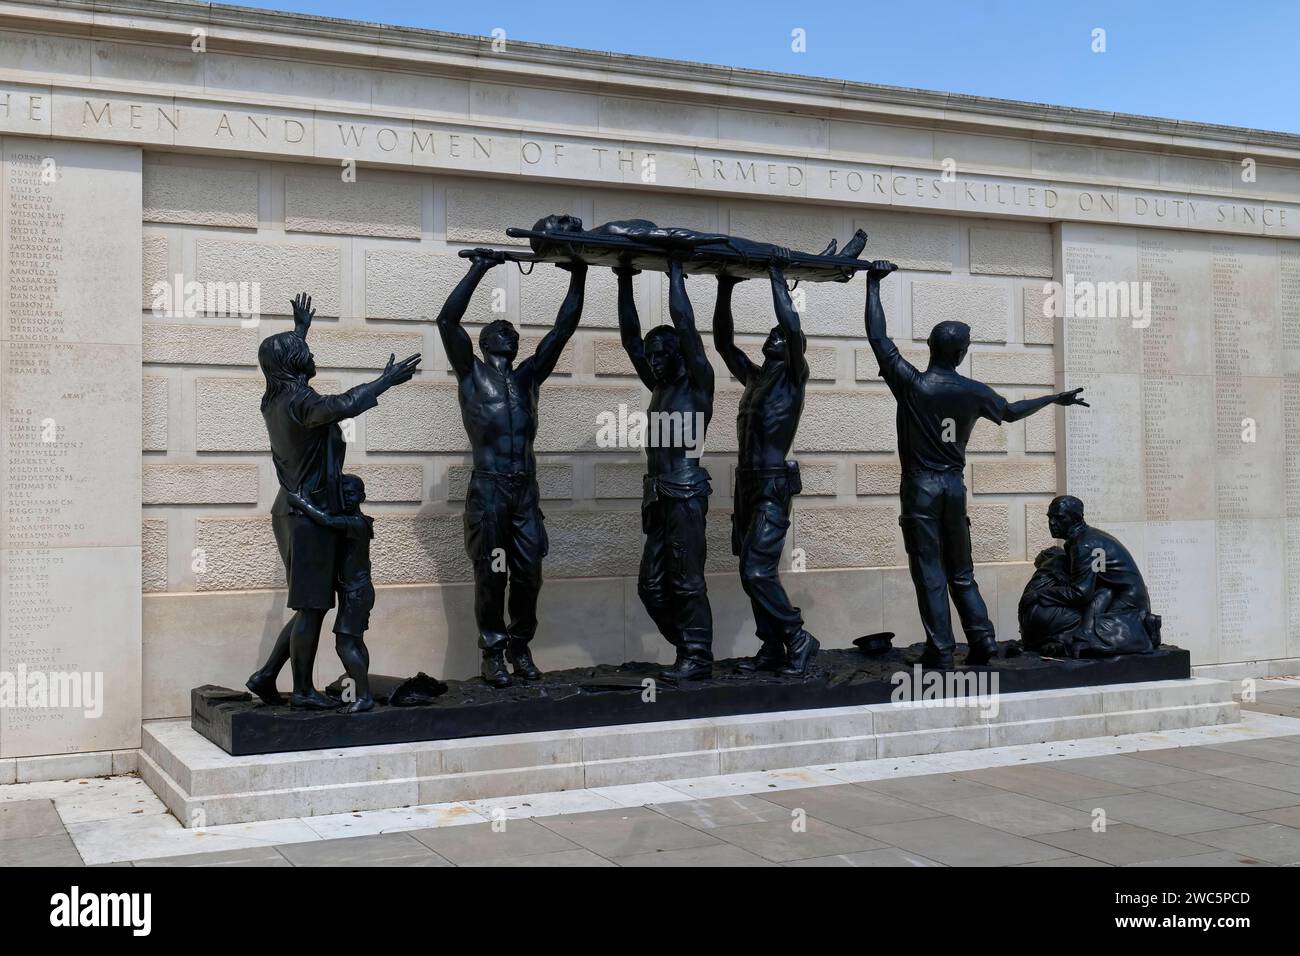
[709,817,888,863]
[535,806,720,857]
[410,819,579,865]
[613,843,777,867]
[960,764,1135,802]
[465,848,616,867]
[783,847,945,867]
[1126,746,1265,772]
[1247,805,1300,826]
[1046,754,1202,787]
[0,799,65,841]
[275,833,444,867]
[1030,823,1215,866]
[1147,777,1300,813]
[0,833,83,867]
[133,846,290,867]
[857,815,1071,867]
[854,773,1004,807]
[1206,737,1300,767]
[1125,851,1272,867]
[928,792,1095,836]
[760,785,942,829]
[1182,823,1300,865]
[1068,792,1259,835]
[646,795,792,829]
[1204,760,1300,793]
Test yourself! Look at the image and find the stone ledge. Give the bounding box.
[142,673,1237,827]
[0,749,139,785]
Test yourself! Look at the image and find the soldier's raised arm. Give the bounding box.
[529,260,586,383]
[768,261,808,384]
[712,274,755,384]
[436,250,502,379]
[615,266,655,389]
[666,259,713,392]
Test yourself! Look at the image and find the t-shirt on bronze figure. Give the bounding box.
[864,262,1089,668]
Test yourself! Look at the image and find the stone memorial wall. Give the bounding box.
[0,138,142,758]
[1061,223,1299,667]
[1,0,1299,757]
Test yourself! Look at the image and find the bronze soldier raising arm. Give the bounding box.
[712,260,820,676]
[864,261,1087,668]
[616,258,716,682]
[436,250,586,687]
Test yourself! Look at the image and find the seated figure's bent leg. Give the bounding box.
[1023,605,1083,651]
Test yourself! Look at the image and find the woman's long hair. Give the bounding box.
[258,331,313,412]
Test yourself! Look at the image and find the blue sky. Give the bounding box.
[234,0,1299,133]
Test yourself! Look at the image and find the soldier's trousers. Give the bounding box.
[639,473,713,662]
[463,471,548,652]
[898,468,995,656]
[732,463,804,645]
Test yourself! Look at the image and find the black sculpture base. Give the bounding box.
[193,644,1190,756]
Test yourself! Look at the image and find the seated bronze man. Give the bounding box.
[1031,496,1162,657]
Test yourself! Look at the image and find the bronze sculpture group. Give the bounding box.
[247,216,1155,712]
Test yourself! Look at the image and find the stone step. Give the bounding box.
[142,678,1239,827]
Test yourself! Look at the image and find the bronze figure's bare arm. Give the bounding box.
[615,265,656,389]
[712,274,755,385]
[528,260,586,383]
[436,249,502,379]
[666,259,713,392]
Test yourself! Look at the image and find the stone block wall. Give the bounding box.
[139,155,1057,714]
